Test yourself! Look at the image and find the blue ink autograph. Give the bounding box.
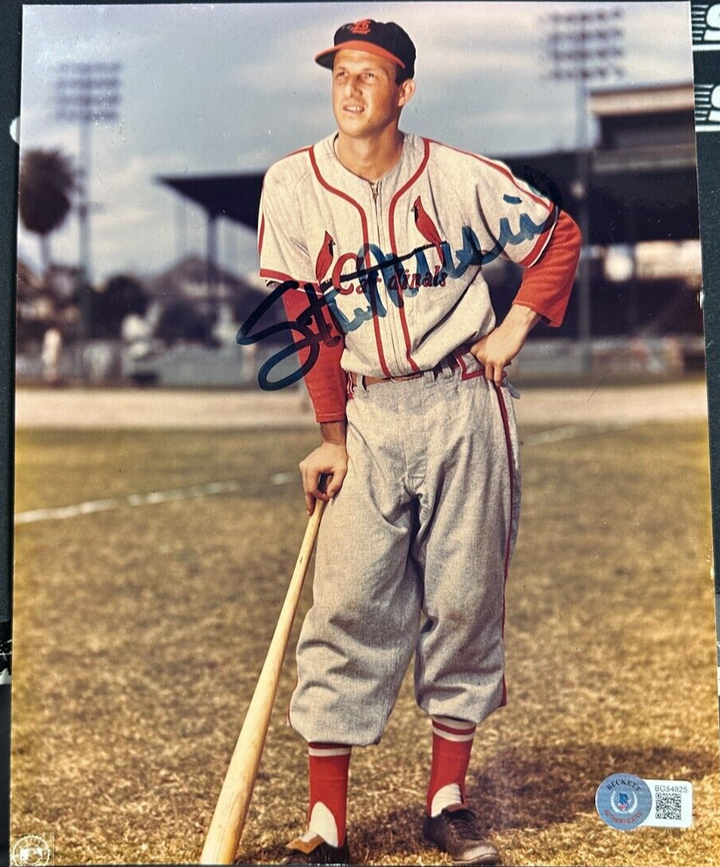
[237,204,555,391]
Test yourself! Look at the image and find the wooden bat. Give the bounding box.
[200,475,329,865]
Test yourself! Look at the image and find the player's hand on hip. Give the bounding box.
[299,442,348,515]
[470,305,540,385]
[469,327,521,385]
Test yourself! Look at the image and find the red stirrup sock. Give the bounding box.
[426,716,477,817]
[304,742,352,847]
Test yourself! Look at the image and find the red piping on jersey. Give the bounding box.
[308,146,392,378]
[493,382,514,709]
[517,208,558,268]
[283,145,314,160]
[453,348,483,380]
[427,139,554,214]
[259,268,294,283]
[258,213,265,256]
[387,137,431,373]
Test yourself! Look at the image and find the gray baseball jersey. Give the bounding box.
[258,131,559,379]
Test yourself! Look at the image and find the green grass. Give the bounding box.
[10,422,719,866]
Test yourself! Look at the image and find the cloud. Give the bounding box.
[621,4,693,84]
[233,147,274,171]
[92,149,190,194]
[23,5,166,66]
[230,1,541,94]
[229,1,690,105]
[16,105,80,158]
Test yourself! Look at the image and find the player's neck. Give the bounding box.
[334,127,405,183]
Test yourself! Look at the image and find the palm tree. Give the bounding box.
[18,148,77,282]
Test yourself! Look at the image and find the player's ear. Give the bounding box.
[397,78,416,109]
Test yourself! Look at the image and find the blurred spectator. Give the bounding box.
[40,324,63,387]
[86,274,149,339]
[156,299,220,347]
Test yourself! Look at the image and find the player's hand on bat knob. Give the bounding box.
[299,442,348,515]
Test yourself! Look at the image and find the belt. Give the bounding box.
[348,350,462,390]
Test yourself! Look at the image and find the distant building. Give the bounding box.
[586,82,701,344]
[591,81,695,154]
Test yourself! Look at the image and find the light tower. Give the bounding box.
[53,61,122,377]
[542,7,624,372]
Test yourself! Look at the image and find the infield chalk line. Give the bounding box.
[523,422,630,446]
[14,423,633,526]
[14,480,244,526]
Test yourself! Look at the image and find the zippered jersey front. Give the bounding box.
[258,131,559,379]
[368,177,408,375]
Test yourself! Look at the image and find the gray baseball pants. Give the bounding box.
[288,356,521,747]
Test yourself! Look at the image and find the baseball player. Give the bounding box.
[255,19,582,865]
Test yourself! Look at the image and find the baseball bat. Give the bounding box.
[200,474,329,865]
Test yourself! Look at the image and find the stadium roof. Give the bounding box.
[589,82,695,117]
[156,172,264,226]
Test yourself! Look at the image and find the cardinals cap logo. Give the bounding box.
[349,19,372,34]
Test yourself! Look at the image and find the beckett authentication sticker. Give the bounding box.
[644,779,694,829]
[596,774,653,831]
[596,775,693,831]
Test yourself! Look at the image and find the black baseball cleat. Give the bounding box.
[281,833,352,865]
[422,804,502,865]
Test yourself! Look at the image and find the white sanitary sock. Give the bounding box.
[300,801,339,847]
[431,782,464,817]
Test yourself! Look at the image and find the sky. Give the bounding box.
[15,2,695,285]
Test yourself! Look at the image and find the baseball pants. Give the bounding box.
[288,355,522,747]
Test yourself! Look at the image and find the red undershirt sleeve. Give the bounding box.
[511,209,583,328]
[280,287,348,424]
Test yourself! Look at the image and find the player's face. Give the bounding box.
[331,49,414,139]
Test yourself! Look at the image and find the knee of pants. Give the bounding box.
[291,607,418,746]
[414,600,505,673]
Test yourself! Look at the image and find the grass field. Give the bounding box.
[10,420,720,866]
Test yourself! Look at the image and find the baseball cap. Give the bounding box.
[315,19,416,79]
